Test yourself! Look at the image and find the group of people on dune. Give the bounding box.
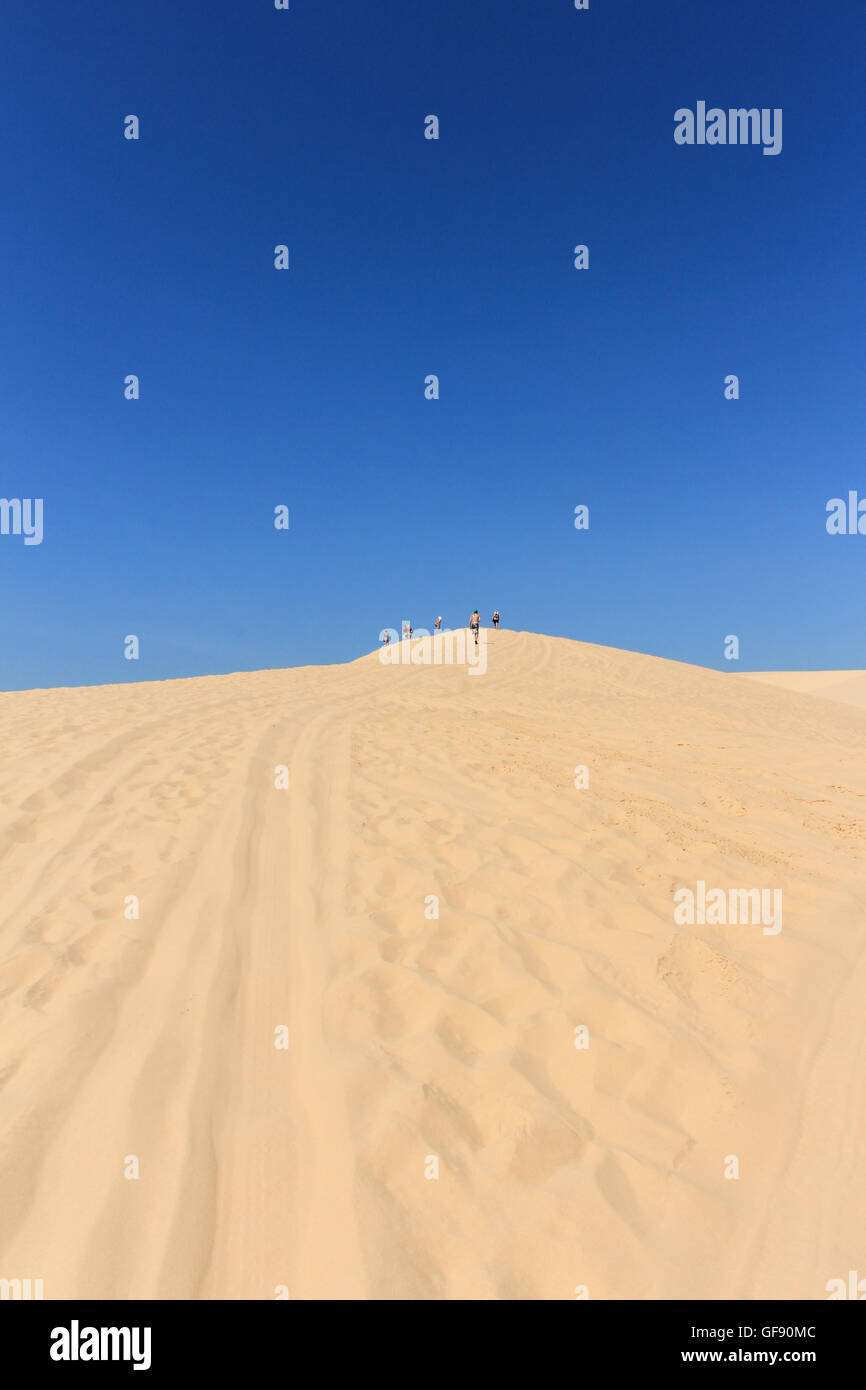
[440,610,500,643]
[385,611,500,646]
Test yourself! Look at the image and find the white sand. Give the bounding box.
[0,631,864,1300]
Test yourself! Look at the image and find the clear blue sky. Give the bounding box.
[1,0,863,690]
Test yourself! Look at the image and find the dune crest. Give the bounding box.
[737,668,866,709]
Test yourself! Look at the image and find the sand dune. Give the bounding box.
[737,669,866,709]
[0,631,864,1300]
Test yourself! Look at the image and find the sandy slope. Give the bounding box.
[0,631,864,1301]
[738,669,866,709]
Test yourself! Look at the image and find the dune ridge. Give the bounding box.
[737,668,866,709]
[0,631,864,1300]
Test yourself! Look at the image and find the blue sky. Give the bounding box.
[1,0,863,689]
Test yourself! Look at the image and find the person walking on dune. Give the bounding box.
[492,610,500,629]
[435,616,442,632]
[469,609,480,645]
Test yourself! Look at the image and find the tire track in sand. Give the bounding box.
[278,708,367,1298]
[193,702,366,1298]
